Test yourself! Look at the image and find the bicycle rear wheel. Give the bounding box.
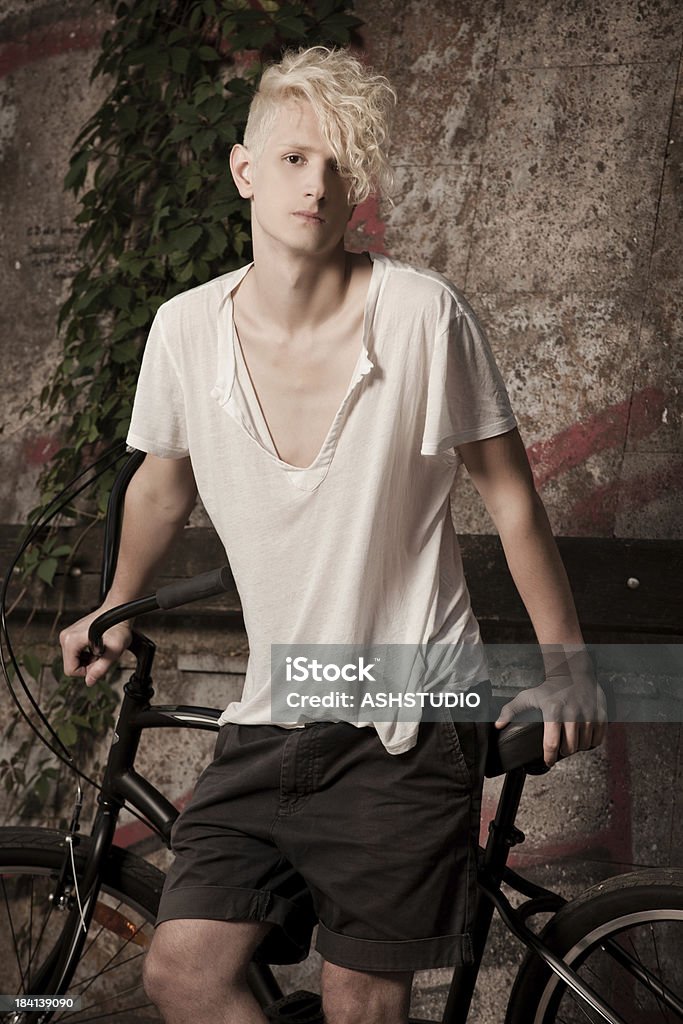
[505,868,683,1024]
[0,827,165,1023]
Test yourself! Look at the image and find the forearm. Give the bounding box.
[60,456,196,683]
[493,489,586,664]
[103,458,197,610]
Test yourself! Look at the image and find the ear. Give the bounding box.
[230,144,254,199]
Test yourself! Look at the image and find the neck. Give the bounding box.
[248,235,352,334]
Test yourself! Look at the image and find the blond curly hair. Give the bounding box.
[243,46,396,205]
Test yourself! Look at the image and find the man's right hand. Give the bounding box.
[58,453,197,688]
[59,610,132,688]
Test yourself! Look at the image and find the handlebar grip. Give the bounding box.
[155,565,233,610]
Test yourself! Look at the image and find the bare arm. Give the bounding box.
[457,427,607,765]
[60,453,197,687]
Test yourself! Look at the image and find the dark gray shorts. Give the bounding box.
[157,682,490,972]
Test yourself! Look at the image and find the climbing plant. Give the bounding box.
[40,0,362,519]
[7,0,362,815]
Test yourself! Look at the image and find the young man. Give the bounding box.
[60,46,605,1024]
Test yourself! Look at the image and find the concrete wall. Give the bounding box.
[350,0,683,539]
[1,3,682,1022]
[1,0,682,536]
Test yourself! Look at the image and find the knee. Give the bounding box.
[321,963,412,1024]
[142,939,184,1008]
[143,935,210,1011]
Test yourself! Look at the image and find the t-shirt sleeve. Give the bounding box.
[421,298,517,459]
[126,309,190,459]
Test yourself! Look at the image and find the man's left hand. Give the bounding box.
[493,647,608,768]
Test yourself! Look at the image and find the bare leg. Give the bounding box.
[321,960,413,1024]
[143,918,274,1024]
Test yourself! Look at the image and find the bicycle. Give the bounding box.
[1,450,681,1024]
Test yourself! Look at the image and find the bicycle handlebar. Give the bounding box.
[156,566,233,610]
[87,565,233,655]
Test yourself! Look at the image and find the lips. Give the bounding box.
[293,211,325,224]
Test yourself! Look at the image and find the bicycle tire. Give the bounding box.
[504,867,683,1024]
[0,826,165,1023]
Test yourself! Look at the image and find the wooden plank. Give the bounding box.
[1,525,681,635]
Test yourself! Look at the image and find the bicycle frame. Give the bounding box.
[40,629,632,1024]
[33,449,635,1024]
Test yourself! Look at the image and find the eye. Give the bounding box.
[284,153,304,165]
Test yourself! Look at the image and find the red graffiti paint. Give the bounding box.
[528,387,666,488]
[479,725,633,869]
[346,196,388,255]
[22,435,60,466]
[0,19,110,79]
[567,457,683,532]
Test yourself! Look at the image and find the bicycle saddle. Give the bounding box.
[485,716,550,777]
[484,682,613,778]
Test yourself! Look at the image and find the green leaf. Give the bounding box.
[316,0,339,18]
[194,80,220,105]
[118,252,149,274]
[191,129,218,155]
[22,652,43,681]
[56,721,78,747]
[110,284,133,309]
[34,775,50,803]
[49,544,73,557]
[64,150,91,192]
[277,14,307,37]
[111,338,141,363]
[198,46,220,62]
[116,103,138,132]
[169,224,203,250]
[37,557,58,586]
[166,123,195,143]
[169,47,190,74]
[69,714,92,728]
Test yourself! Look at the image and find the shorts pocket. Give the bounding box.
[439,719,475,789]
[213,722,235,761]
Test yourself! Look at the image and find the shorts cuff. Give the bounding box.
[315,921,474,972]
[156,884,315,965]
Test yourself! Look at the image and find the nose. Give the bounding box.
[303,161,327,202]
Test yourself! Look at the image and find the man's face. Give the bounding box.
[239,99,355,257]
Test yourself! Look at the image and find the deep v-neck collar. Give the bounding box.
[211,255,384,492]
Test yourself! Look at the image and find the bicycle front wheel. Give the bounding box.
[0,826,165,1023]
[505,867,683,1024]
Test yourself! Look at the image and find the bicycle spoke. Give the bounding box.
[27,874,34,992]
[1,873,27,993]
[23,880,60,990]
[624,928,670,1022]
[648,922,671,1023]
[56,977,155,1021]
[56,999,157,1023]
[74,919,148,1001]
[553,920,683,1024]
[0,874,158,1021]
[75,949,146,986]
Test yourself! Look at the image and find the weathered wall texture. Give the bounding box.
[349,0,683,539]
[1,0,682,536]
[0,0,113,520]
[0,3,682,1023]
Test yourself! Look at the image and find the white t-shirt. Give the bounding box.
[126,253,517,753]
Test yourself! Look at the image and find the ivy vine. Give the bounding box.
[7,0,362,817]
